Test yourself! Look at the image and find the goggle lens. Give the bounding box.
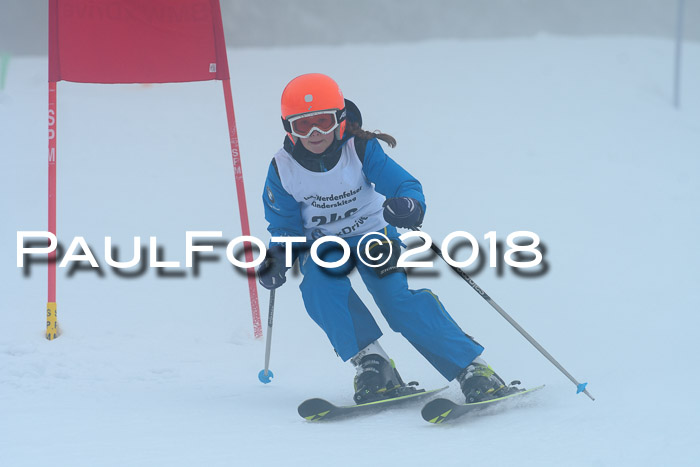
[290,112,338,137]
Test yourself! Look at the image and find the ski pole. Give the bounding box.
[413,228,594,401]
[258,289,275,384]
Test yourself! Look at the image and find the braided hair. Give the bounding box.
[343,99,397,148]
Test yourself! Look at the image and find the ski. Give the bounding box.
[298,386,448,421]
[421,384,545,424]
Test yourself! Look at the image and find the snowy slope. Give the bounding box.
[2,36,700,466]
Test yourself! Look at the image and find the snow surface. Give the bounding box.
[2,36,700,466]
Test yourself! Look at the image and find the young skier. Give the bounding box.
[258,73,520,404]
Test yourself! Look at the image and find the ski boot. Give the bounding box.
[458,358,522,404]
[352,354,412,404]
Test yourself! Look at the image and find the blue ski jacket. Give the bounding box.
[262,136,426,247]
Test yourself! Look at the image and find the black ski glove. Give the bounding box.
[257,245,290,290]
[382,197,424,228]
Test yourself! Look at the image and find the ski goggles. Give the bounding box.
[282,109,346,138]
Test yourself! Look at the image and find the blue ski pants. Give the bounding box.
[297,231,484,381]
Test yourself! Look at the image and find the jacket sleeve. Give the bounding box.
[262,160,305,242]
[360,138,427,214]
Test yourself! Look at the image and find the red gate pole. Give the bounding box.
[221,79,262,338]
[47,81,58,340]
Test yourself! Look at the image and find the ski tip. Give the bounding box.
[420,398,457,424]
[576,382,587,394]
[258,369,274,384]
[298,398,336,421]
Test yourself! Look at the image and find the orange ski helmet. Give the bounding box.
[281,73,346,141]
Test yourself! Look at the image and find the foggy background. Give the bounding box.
[3,1,700,465]
[1,0,699,55]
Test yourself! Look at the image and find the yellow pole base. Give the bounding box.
[46,302,59,340]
